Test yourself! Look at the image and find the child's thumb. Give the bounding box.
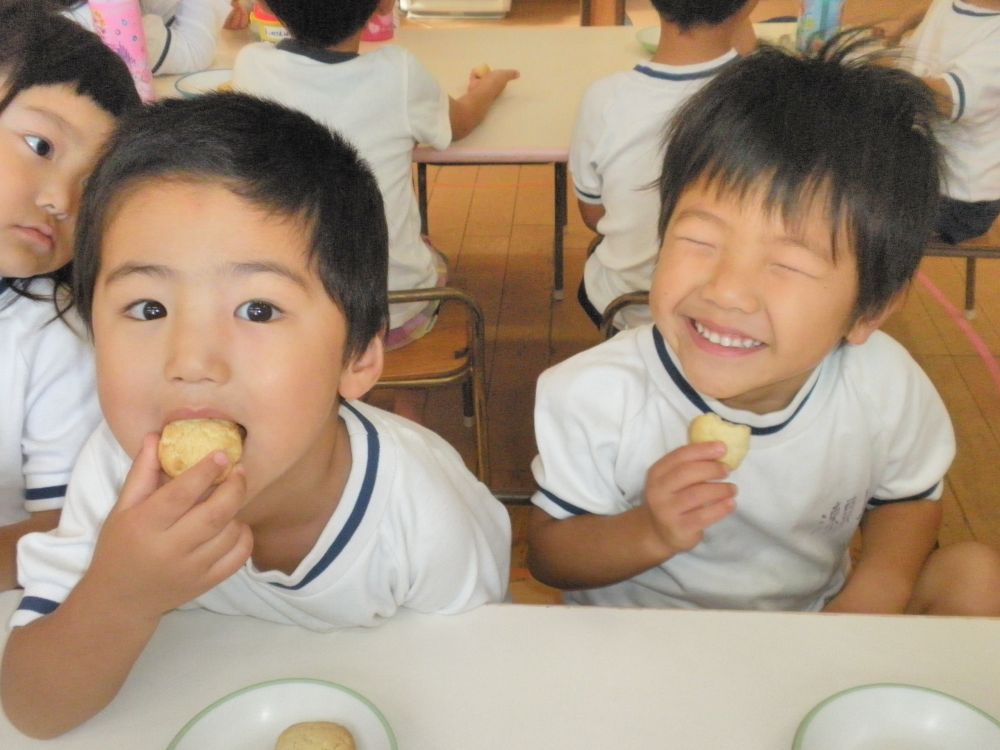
[115,433,163,511]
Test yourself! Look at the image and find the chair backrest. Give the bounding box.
[600,291,650,339]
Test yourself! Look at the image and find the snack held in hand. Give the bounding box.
[688,413,750,470]
[472,63,492,77]
[158,418,243,480]
[275,721,356,750]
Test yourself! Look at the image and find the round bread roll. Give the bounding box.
[688,413,750,470]
[157,418,243,481]
[274,721,356,750]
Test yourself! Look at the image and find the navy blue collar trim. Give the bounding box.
[952,2,1000,16]
[0,278,9,296]
[633,56,736,81]
[276,39,359,64]
[270,401,378,590]
[651,326,815,437]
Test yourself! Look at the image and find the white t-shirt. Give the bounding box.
[11,400,510,631]
[570,52,738,328]
[0,280,101,526]
[62,0,230,75]
[531,325,954,612]
[233,42,452,330]
[903,0,1000,202]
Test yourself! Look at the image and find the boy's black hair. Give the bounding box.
[649,0,750,30]
[0,0,141,309]
[657,31,942,321]
[264,0,379,47]
[73,93,389,361]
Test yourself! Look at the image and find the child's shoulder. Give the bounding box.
[538,325,653,401]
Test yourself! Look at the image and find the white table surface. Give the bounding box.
[1,591,998,749]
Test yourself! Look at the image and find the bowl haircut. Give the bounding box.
[73,93,389,361]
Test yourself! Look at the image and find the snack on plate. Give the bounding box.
[688,413,750,470]
[274,721,356,750]
[472,63,492,77]
[157,418,243,481]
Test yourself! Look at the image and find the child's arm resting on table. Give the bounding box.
[527,441,736,589]
[449,66,520,142]
[823,499,942,615]
[872,4,930,46]
[0,435,251,739]
[0,511,60,592]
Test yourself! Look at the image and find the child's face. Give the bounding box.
[650,179,882,414]
[91,180,381,503]
[0,83,116,278]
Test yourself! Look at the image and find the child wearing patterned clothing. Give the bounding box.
[528,37,1000,616]
[571,0,757,330]
[1,94,510,739]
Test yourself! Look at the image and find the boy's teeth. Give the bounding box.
[694,320,761,349]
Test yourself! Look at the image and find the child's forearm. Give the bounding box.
[526,506,675,590]
[0,511,60,592]
[0,577,159,738]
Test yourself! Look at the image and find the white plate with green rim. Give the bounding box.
[793,683,1000,749]
[166,677,397,749]
[174,68,233,98]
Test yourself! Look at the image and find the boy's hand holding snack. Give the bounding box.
[467,64,520,93]
[85,433,252,620]
[640,440,736,558]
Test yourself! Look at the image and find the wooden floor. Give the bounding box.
[378,0,999,603]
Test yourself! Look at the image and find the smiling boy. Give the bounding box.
[527,37,1000,616]
[1,94,510,739]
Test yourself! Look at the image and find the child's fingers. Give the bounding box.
[170,468,248,551]
[114,434,165,512]
[679,491,736,531]
[189,518,254,586]
[143,451,235,529]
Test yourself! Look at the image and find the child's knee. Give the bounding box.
[915,541,1000,616]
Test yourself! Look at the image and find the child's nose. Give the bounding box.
[701,254,760,314]
[164,315,230,384]
[36,172,73,222]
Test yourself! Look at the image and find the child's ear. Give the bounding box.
[338,335,384,400]
[844,288,907,346]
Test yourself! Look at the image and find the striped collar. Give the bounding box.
[651,326,817,436]
[633,50,738,81]
[276,39,360,64]
[269,401,378,590]
[952,1,1000,16]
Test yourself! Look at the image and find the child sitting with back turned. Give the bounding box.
[232,0,518,351]
[0,0,140,592]
[571,0,757,330]
[1,94,511,739]
[877,0,1000,243]
[527,36,1000,616]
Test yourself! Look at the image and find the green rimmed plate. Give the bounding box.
[167,677,397,749]
[793,683,1000,749]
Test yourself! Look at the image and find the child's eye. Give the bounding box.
[235,300,282,323]
[124,300,167,320]
[24,135,53,158]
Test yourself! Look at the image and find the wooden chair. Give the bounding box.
[374,286,490,486]
[600,290,650,339]
[923,218,1000,319]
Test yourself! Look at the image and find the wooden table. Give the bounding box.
[1,591,997,748]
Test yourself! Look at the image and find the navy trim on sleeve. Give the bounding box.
[868,483,940,508]
[24,485,67,501]
[575,187,601,201]
[270,402,378,590]
[538,488,591,516]
[17,596,60,616]
[945,72,966,121]
[651,327,815,436]
[952,2,1000,16]
[151,25,172,74]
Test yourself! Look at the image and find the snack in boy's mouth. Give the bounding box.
[472,63,492,77]
[157,418,243,481]
[274,721,356,750]
[688,413,750,470]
